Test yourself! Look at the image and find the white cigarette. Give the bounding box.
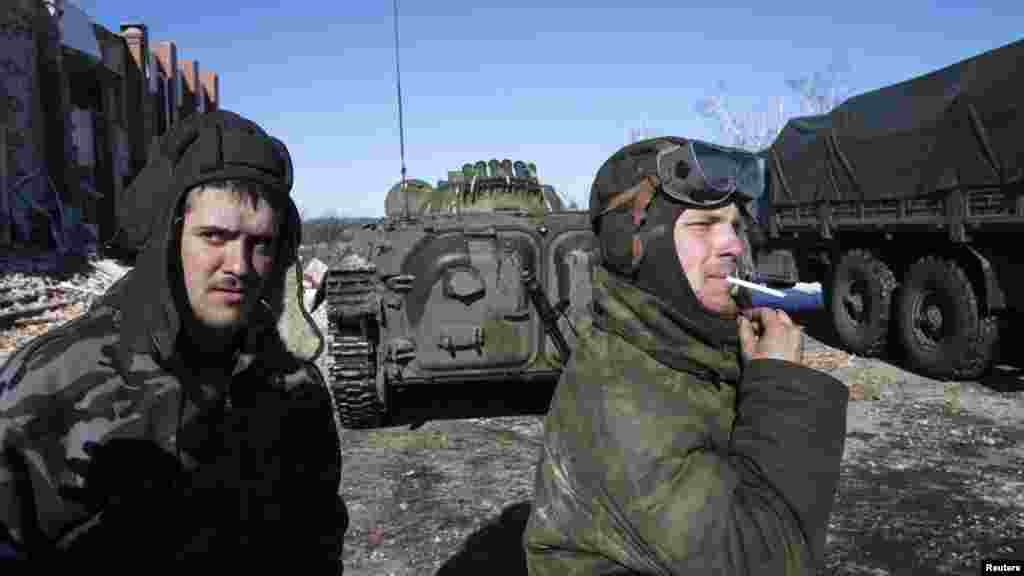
[727,276,787,299]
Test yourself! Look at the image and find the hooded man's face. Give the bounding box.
[179,185,279,335]
[673,203,744,318]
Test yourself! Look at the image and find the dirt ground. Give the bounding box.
[334,309,1024,576]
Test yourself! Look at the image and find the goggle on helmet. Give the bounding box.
[655,139,765,208]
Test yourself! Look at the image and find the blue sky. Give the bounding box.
[75,0,1022,218]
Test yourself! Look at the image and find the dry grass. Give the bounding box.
[804,348,852,372]
[943,381,962,415]
[356,429,454,452]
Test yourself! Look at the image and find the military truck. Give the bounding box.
[754,38,1023,381]
[321,160,596,429]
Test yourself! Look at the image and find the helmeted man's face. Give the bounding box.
[673,203,745,318]
[179,185,279,334]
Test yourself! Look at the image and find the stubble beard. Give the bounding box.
[696,275,743,320]
[187,296,252,354]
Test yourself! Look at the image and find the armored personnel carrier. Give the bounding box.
[321,160,596,429]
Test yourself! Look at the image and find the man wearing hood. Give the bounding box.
[0,110,346,568]
[522,137,848,575]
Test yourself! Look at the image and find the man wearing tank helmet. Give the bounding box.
[523,137,848,575]
[0,110,347,569]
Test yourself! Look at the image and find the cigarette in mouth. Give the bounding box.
[726,276,787,299]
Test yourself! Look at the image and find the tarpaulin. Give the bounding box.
[766,38,1024,204]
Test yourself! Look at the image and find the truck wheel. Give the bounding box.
[829,249,896,357]
[895,256,996,380]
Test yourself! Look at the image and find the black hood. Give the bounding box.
[103,110,302,371]
[630,194,752,349]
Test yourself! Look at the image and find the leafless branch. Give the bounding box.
[697,53,854,150]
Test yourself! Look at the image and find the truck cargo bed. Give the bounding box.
[772,185,1024,235]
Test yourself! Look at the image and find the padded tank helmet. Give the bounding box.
[109,109,300,269]
[588,136,766,275]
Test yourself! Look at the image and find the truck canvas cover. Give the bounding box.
[766,38,1024,204]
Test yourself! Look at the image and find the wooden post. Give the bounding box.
[0,123,9,246]
[153,42,178,132]
[119,23,151,171]
[201,71,219,112]
[99,82,120,245]
[0,35,8,245]
[57,8,74,215]
[178,58,198,119]
[33,0,69,227]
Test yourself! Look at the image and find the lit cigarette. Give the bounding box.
[727,276,787,298]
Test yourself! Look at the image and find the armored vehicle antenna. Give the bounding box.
[392,0,409,218]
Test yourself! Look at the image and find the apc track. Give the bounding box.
[324,254,387,430]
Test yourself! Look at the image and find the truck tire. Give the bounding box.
[829,249,896,357]
[895,256,997,380]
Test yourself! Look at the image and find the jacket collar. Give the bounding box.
[591,265,742,384]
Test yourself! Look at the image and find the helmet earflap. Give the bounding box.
[593,175,660,275]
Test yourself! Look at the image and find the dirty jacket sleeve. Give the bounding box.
[523,327,848,575]
[0,308,124,555]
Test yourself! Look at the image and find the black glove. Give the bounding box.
[56,438,186,560]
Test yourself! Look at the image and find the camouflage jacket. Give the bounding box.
[522,265,848,575]
[0,272,344,565]
[2,110,345,567]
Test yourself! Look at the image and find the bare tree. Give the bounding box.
[550,186,582,210]
[696,51,854,151]
[296,203,311,246]
[786,51,854,116]
[627,122,661,145]
[695,81,786,152]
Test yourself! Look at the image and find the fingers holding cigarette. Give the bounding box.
[738,306,803,364]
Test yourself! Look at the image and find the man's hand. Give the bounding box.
[56,438,185,558]
[60,438,184,514]
[738,307,803,364]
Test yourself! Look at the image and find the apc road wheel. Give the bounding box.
[829,249,896,357]
[895,256,995,380]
